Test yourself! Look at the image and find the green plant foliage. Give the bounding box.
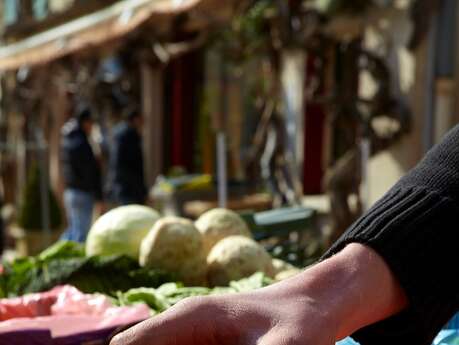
[211,0,275,63]
[211,0,377,64]
[17,163,62,231]
[116,272,273,313]
[0,241,172,297]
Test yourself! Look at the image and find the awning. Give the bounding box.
[0,0,238,71]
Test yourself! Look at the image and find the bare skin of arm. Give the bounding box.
[111,243,407,345]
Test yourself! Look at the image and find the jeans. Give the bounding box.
[61,189,94,243]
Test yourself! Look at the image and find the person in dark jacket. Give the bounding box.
[107,109,147,205]
[61,107,102,242]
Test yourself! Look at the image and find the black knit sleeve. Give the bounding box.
[322,125,459,345]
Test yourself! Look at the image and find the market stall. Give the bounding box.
[2,204,459,344]
[0,205,306,343]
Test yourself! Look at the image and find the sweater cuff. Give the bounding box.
[322,186,459,345]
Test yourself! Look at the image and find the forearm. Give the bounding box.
[262,243,408,340]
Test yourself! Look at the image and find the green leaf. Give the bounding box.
[38,241,85,261]
[229,272,273,292]
[122,288,171,312]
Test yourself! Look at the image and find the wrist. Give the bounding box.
[264,243,407,340]
[331,244,407,338]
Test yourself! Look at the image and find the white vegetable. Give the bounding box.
[271,258,297,275]
[207,235,274,286]
[275,268,302,281]
[195,208,251,254]
[140,217,207,286]
[86,205,160,259]
[271,258,302,281]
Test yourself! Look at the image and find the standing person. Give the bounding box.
[107,109,147,205]
[61,107,103,242]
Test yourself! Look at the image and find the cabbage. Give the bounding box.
[195,208,251,254]
[139,217,207,286]
[86,205,160,259]
[207,235,274,286]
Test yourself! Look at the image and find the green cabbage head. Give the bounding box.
[86,205,161,259]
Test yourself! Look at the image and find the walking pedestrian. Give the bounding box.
[107,109,147,205]
[61,107,103,242]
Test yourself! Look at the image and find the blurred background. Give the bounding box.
[0,0,454,265]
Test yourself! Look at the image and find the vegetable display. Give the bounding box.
[207,235,274,286]
[116,272,273,314]
[2,207,302,300]
[271,258,301,280]
[139,217,207,285]
[0,200,313,345]
[195,208,252,254]
[0,241,171,298]
[86,205,160,259]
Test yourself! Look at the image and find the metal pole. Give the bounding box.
[217,58,228,208]
[217,132,227,208]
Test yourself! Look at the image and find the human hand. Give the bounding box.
[110,244,407,345]
[110,290,336,345]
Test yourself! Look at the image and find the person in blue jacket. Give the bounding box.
[61,107,102,242]
[107,109,147,205]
